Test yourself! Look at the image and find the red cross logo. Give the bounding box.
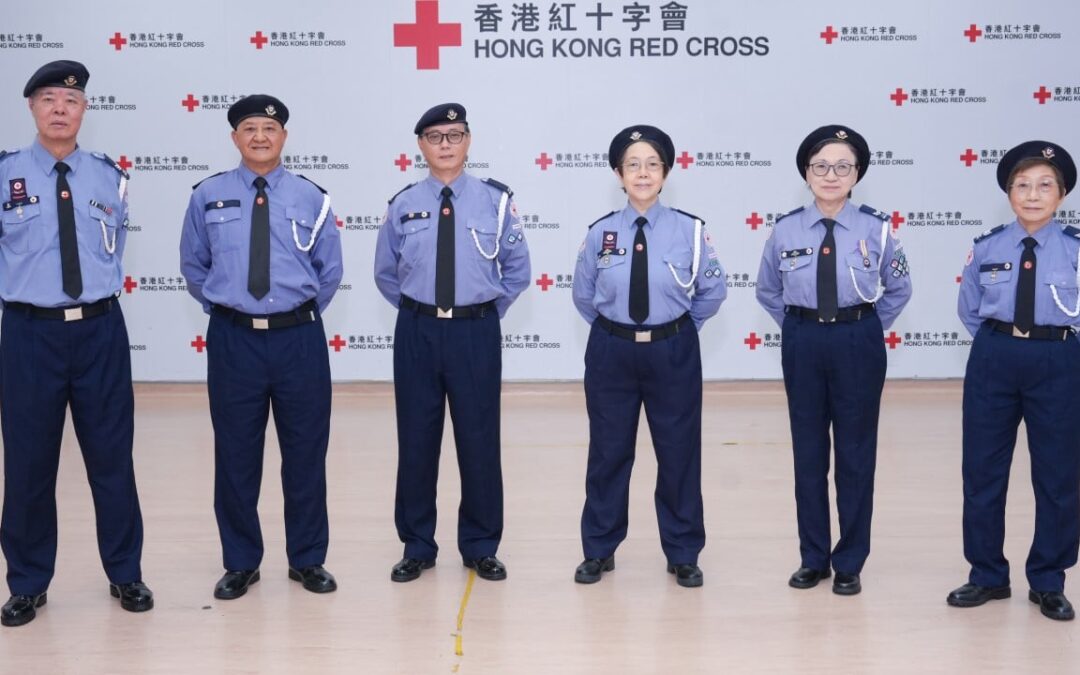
[963,24,983,43]
[1033,86,1052,105]
[109,32,128,51]
[744,332,763,350]
[956,275,963,283]
[889,87,909,107]
[123,275,138,294]
[745,212,764,230]
[960,148,978,167]
[535,152,553,171]
[884,331,902,349]
[328,334,346,352]
[181,94,200,112]
[394,153,413,172]
[820,25,839,44]
[335,216,343,228]
[250,30,268,49]
[675,151,694,170]
[117,155,133,172]
[535,273,554,291]
[394,0,462,70]
[190,335,207,353]
[890,211,905,231]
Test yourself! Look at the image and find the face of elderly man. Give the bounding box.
[28,86,86,147]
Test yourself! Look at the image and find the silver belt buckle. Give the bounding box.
[1012,326,1029,338]
[437,307,453,319]
[308,311,315,322]
[634,330,652,343]
[252,317,270,330]
[64,307,83,322]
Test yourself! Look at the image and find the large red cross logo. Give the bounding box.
[190,335,207,353]
[1033,86,1052,105]
[745,212,764,230]
[394,153,413,172]
[820,25,839,44]
[394,1,462,70]
[963,24,983,43]
[960,148,978,167]
[250,31,268,49]
[675,151,694,170]
[890,211,905,231]
[123,276,138,294]
[535,274,554,291]
[181,94,200,112]
[884,332,902,349]
[328,334,346,352]
[109,32,128,51]
[117,155,133,172]
[744,332,763,350]
[535,153,553,171]
[889,88,909,107]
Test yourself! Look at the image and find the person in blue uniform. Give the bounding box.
[946,141,1080,622]
[374,103,530,583]
[180,94,343,600]
[0,60,153,627]
[571,125,727,588]
[755,125,912,596]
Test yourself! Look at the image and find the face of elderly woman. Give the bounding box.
[805,141,858,208]
[617,141,667,211]
[1008,162,1065,232]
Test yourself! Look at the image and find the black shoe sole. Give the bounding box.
[214,571,261,600]
[0,594,46,627]
[667,565,704,588]
[464,560,507,581]
[288,569,338,594]
[574,558,615,584]
[789,570,831,589]
[947,587,1011,608]
[832,583,862,596]
[1029,591,1076,621]
[391,560,436,583]
[110,585,154,612]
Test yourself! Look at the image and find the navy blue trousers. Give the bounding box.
[206,313,331,571]
[781,312,886,574]
[0,304,143,595]
[962,324,1080,592]
[392,308,503,562]
[581,320,704,565]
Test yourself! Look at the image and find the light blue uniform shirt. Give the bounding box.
[755,200,912,330]
[958,220,1080,336]
[180,162,343,314]
[572,201,727,330]
[0,139,128,306]
[374,173,531,318]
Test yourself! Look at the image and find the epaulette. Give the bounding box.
[1064,225,1080,240]
[388,182,417,205]
[673,208,705,225]
[0,149,16,163]
[481,177,513,196]
[298,174,327,194]
[588,211,616,229]
[974,223,1008,243]
[191,171,226,190]
[90,152,129,179]
[859,204,890,221]
[775,206,804,223]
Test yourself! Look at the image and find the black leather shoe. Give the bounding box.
[391,558,435,583]
[214,569,260,600]
[109,581,154,612]
[1029,590,1075,621]
[667,563,704,588]
[574,556,615,584]
[946,583,1011,607]
[464,556,507,581]
[833,572,862,595]
[789,567,831,589]
[1,593,46,627]
[288,565,337,593]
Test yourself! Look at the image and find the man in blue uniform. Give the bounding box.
[374,103,530,582]
[0,60,152,627]
[947,141,1080,621]
[180,94,343,600]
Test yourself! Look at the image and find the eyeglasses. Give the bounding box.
[422,130,468,145]
[621,160,665,174]
[808,161,856,177]
[1009,179,1059,195]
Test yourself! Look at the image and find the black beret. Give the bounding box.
[608,125,675,170]
[996,140,1076,195]
[227,94,289,129]
[414,103,467,135]
[796,124,871,183]
[23,60,89,98]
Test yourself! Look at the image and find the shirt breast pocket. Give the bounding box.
[86,201,120,260]
[467,219,499,260]
[285,205,315,252]
[979,269,1012,286]
[1046,271,1079,316]
[1,202,43,255]
[205,204,243,253]
[663,251,695,290]
[778,254,813,274]
[399,214,432,260]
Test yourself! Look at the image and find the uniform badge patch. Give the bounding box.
[9,179,27,203]
[602,231,617,252]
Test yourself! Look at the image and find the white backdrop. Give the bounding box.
[1,0,1077,381]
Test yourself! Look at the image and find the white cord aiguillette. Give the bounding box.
[98,219,117,254]
[292,194,331,252]
[849,219,888,303]
[667,218,702,290]
[1049,245,1080,317]
[471,190,508,260]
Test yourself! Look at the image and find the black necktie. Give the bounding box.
[1015,236,1038,333]
[248,176,270,299]
[629,216,649,324]
[816,218,838,322]
[55,162,83,299]
[436,186,455,311]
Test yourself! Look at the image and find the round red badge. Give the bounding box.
[1024,261,1033,270]
[256,197,265,205]
[60,191,70,200]
[822,247,831,255]
[442,207,451,216]
[635,243,644,251]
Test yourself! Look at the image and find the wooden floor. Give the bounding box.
[1,381,1075,673]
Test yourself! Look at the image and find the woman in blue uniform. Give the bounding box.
[755,125,912,596]
[571,125,727,587]
[946,141,1080,622]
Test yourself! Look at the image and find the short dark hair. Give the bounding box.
[614,140,671,178]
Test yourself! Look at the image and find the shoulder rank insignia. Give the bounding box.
[588,211,616,229]
[298,174,327,194]
[91,152,130,179]
[192,170,226,190]
[859,204,890,221]
[775,206,804,224]
[0,149,15,163]
[1063,225,1080,240]
[673,207,705,225]
[481,177,513,196]
[388,182,417,205]
[974,223,1008,243]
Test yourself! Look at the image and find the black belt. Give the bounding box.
[985,319,1073,341]
[595,313,691,343]
[3,297,116,322]
[399,296,496,319]
[786,303,876,323]
[212,299,318,330]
